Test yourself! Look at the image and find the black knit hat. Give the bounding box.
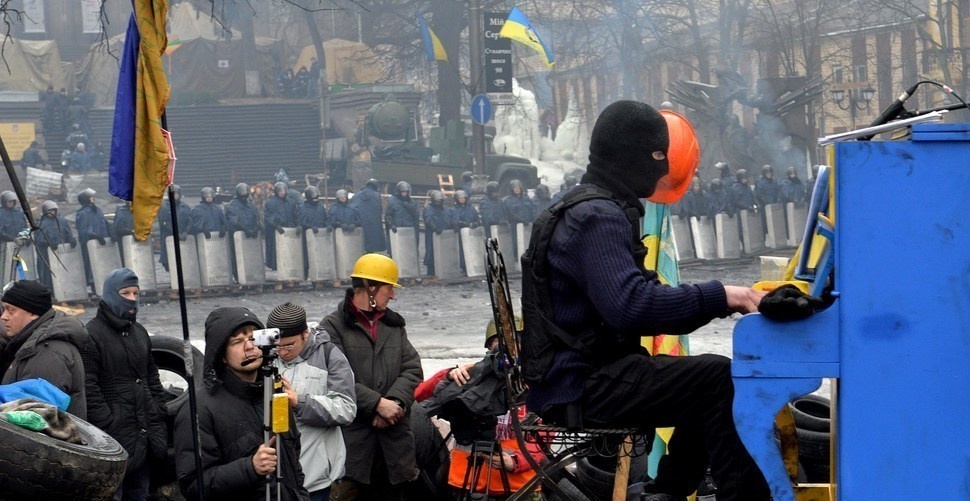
[1,280,53,316]
[267,302,307,338]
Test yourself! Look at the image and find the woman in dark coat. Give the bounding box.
[83,268,169,500]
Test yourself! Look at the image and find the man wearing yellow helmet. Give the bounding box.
[320,253,423,500]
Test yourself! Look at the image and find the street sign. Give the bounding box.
[484,11,513,96]
[471,94,493,125]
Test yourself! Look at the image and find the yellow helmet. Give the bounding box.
[485,316,524,347]
[351,253,401,288]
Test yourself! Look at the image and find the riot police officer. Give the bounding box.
[157,184,192,272]
[349,179,386,253]
[422,190,449,276]
[75,188,111,288]
[34,200,76,290]
[190,187,228,239]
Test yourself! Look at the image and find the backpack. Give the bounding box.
[519,186,645,383]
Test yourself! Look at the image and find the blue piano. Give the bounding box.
[732,123,970,500]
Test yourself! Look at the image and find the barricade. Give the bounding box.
[88,239,122,296]
[121,235,157,291]
[275,228,305,281]
[305,228,337,282]
[197,234,231,287]
[233,232,266,285]
[432,229,462,279]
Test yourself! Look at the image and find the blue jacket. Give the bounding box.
[503,194,537,225]
[112,205,134,240]
[422,204,450,234]
[781,178,806,205]
[709,188,732,216]
[34,214,75,248]
[75,205,111,242]
[384,195,419,229]
[479,196,507,227]
[0,207,27,242]
[755,178,781,207]
[329,202,361,228]
[225,198,260,236]
[190,202,227,234]
[158,200,192,238]
[448,203,480,230]
[299,201,329,229]
[264,196,299,229]
[349,187,386,252]
[729,184,755,213]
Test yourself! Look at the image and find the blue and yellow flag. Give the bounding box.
[499,7,554,67]
[417,12,448,62]
[109,0,171,241]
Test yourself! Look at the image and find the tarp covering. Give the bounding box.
[293,39,383,85]
[0,39,74,93]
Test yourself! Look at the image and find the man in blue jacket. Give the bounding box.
[349,179,386,253]
[521,101,770,501]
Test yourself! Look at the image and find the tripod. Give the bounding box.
[258,344,286,501]
[457,439,514,501]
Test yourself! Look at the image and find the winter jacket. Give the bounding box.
[1,309,88,419]
[190,202,228,235]
[0,206,27,242]
[479,196,507,228]
[275,329,357,492]
[112,205,134,240]
[264,195,299,230]
[298,201,328,230]
[781,178,807,205]
[755,177,781,207]
[158,199,192,238]
[349,187,387,252]
[83,305,168,473]
[422,204,450,269]
[328,202,361,228]
[709,188,732,216]
[226,198,260,237]
[34,213,75,248]
[75,204,110,243]
[502,194,537,225]
[448,203,480,230]
[320,290,423,486]
[384,194,419,230]
[729,183,755,214]
[174,307,308,501]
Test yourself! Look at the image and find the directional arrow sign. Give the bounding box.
[471,94,493,126]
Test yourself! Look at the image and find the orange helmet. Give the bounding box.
[647,110,700,204]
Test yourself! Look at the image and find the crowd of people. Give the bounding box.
[28,85,107,174]
[672,161,813,220]
[278,58,321,99]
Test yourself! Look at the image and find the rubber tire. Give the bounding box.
[795,427,830,483]
[547,477,592,501]
[149,335,204,500]
[789,394,831,433]
[0,411,128,498]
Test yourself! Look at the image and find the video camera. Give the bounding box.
[253,328,281,348]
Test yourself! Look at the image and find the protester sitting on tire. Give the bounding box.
[269,302,357,501]
[82,268,170,501]
[173,307,309,500]
[0,280,88,419]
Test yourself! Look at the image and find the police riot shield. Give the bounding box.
[669,215,695,260]
[196,233,231,287]
[388,227,420,278]
[275,228,305,281]
[489,225,516,273]
[2,240,37,284]
[47,245,89,301]
[87,238,122,296]
[764,203,787,249]
[739,209,765,254]
[121,235,157,291]
[232,231,266,285]
[689,216,717,260]
[714,214,741,259]
[459,226,486,277]
[432,229,461,279]
[333,227,364,280]
[305,228,336,282]
[515,223,532,273]
[166,235,202,290]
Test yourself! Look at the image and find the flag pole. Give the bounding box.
[162,114,205,501]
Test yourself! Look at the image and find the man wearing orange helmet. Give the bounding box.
[521,100,770,501]
[320,254,422,500]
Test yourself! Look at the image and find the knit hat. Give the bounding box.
[584,101,670,203]
[267,302,307,338]
[102,268,139,320]
[1,281,53,316]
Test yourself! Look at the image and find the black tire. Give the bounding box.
[547,477,592,501]
[789,394,831,433]
[795,427,830,483]
[148,335,204,500]
[575,457,615,500]
[0,411,128,499]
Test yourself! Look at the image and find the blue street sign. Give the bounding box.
[471,94,492,125]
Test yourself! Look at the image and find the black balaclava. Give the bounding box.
[102,268,139,320]
[582,101,669,214]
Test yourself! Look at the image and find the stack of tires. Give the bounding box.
[788,394,832,483]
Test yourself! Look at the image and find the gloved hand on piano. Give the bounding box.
[758,284,825,321]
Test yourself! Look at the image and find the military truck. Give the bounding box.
[345,94,537,193]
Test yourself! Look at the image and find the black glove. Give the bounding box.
[435,228,443,235]
[70,240,77,249]
[276,226,285,235]
[389,226,397,233]
[342,224,353,232]
[51,243,59,251]
[96,237,107,246]
[312,227,319,234]
[758,284,825,321]
[203,231,212,240]
[179,233,188,242]
[218,230,226,238]
[246,230,258,239]
[296,225,303,233]
[470,222,479,229]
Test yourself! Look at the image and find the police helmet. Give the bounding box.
[454,190,468,203]
[786,166,798,177]
[461,171,473,183]
[430,190,445,203]
[0,191,16,205]
[485,181,500,195]
[735,169,748,182]
[336,189,349,200]
[365,178,379,190]
[396,181,411,195]
[716,161,731,173]
[78,188,96,205]
[535,184,550,199]
[274,182,287,195]
[563,174,579,188]
[201,187,215,200]
[235,183,249,198]
[709,178,722,190]
[304,186,320,201]
[508,179,523,193]
[41,200,58,214]
[761,164,773,176]
[171,184,182,196]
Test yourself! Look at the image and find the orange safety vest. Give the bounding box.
[447,438,539,495]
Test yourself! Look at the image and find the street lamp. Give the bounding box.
[831,85,876,129]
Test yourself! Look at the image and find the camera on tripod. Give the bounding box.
[253,328,281,348]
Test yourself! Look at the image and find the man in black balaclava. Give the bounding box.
[521,100,770,501]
